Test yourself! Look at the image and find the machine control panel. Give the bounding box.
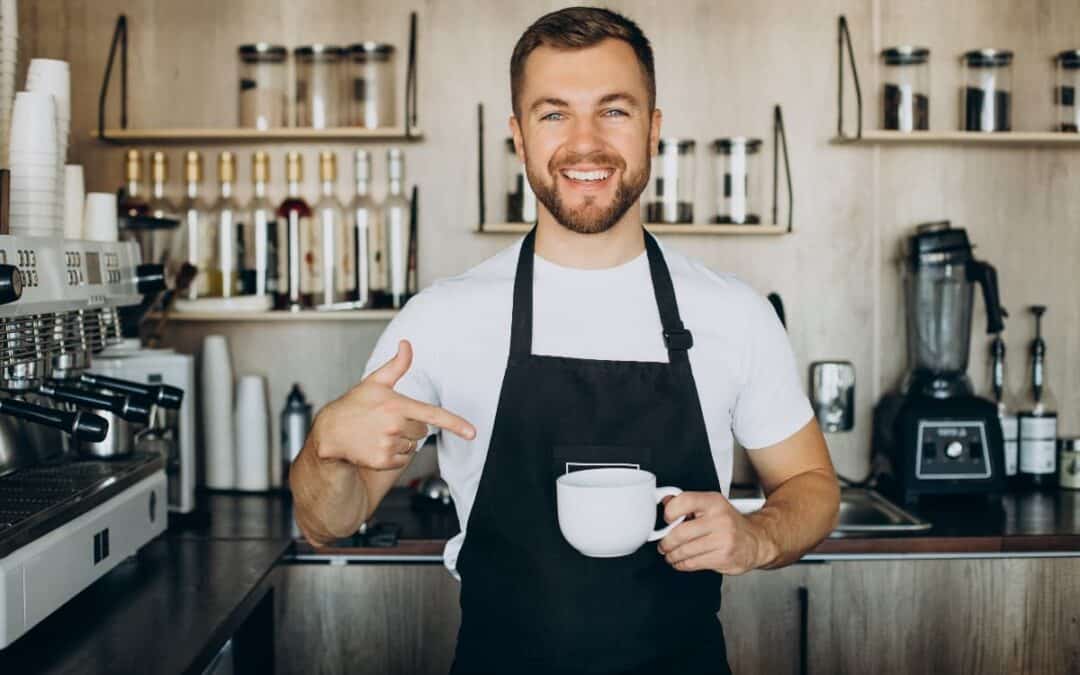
[915,421,992,480]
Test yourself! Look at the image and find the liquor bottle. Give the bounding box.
[988,334,1020,486]
[211,152,241,298]
[244,151,278,297]
[349,149,378,307]
[1018,306,1058,489]
[145,151,177,266]
[313,151,353,307]
[381,148,411,309]
[175,151,215,299]
[119,149,149,218]
[275,152,313,310]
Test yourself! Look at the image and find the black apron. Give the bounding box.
[451,227,731,675]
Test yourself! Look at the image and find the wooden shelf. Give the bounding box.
[91,127,423,143]
[154,309,399,322]
[476,223,789,235]
[832,130,1080,146]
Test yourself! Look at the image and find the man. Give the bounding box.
[291,6,839,674]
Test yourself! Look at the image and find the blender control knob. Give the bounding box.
[0,264,23,305]
[945,441,964,459]
[135,263,166,295]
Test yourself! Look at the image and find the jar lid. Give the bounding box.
[349,42,395,55]
[1059,438,1080,452]
[294,44,345,59]
[963,49,1013,67]
[239,43,287,62]
[882,46,930,65]
[658,138,695,154]
[1057,50,1080,69]
[712,137,763,153]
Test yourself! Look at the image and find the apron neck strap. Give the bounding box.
[509,226,693,361]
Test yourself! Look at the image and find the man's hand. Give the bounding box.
[656,492,778,576]
[311,339,477,471]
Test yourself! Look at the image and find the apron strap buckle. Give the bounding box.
[663,328,694,351]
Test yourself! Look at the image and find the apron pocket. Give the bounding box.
[551,444,654,478]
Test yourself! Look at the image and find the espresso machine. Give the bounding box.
[0,233,173,650]
[874,222,1008,505]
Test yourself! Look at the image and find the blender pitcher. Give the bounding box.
[902,221,1005,397]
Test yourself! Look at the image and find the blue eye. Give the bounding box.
[541,112,565,121]
[604,109,628,117]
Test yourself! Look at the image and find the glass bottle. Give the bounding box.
[144,151,178,265]
[175,151,215,299]
[244,151,278,298]
[381,148,411,309]
[988,334,1020,486]
[313,151,353,307]
[212,151,241,298]
[1018,306,1058,489]
[119,149,149,218]
[276,152,313,310]
[349,149,378,307]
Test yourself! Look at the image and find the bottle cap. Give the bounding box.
[124,149,143,182]
[218,151,236,183]
[184,151,203,183]
[150,151,168,184]
[286,151,303,183]
[252,151,270,183]
[319,151,337,182]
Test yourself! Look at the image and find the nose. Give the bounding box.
[564,114,604,158]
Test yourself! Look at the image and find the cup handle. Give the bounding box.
[647,486,684,542]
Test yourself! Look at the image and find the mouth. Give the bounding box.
[558,166,616,191]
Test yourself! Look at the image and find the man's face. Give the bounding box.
[511,38,661,234]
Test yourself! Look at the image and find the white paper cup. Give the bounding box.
[234,374,271,492]
[83,192,118,242]
[202,335,236,490]
[9,91,56,154]
[63,164,84,239]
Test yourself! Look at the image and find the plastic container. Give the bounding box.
[963,49,1013,132]
[646,138,695,224]
[881,46,930,131]
[238,43,288,129]
[295,44,344,129]
[711,138,762,225]
[1055,50,1080,132]
[346,42,396,129]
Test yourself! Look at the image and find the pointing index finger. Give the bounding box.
[396,395,476,440]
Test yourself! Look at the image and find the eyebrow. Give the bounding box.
[528,92,642,115]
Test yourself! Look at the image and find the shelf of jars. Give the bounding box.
[94,14,420,144]
[834,16,1080,147]
[476,223,789,235]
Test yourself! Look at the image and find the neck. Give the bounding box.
[220,181,233,198]
[534,201,646,269]
[321,180,334,197]
[254,181,267,198]
[151,181,165,199]
[355,179,369,197]
[388,178,402,196]
[185,181,198,199]
[288,180,301,198]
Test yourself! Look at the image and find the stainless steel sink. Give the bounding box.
[830,488,931,537]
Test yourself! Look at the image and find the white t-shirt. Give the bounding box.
[361,236,813,577]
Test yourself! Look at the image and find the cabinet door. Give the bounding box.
[719,562,832,675]
[275,563,461,675]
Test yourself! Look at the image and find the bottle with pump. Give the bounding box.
[1018,306,1058,488]
[988,333,1020,486]
[275,152,313,310]
[245,151,278,297]
[349,149,378,307]
[175,151,214,300]
[211,152,241,298]
[281,383,313,485]
[381,148,411,309]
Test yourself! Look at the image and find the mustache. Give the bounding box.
[548,151,626,174]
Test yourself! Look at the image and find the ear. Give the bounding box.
[509,115,525,163]
[649,108,663,156]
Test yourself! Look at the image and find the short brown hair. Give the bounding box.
[510,7,656,117]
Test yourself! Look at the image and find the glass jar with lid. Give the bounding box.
[295,44,344,129]
[881,46,930,131]
[505,138,536,222]
[711,138,762,225]
[646,138,695,224]
[1055,50,1080,132]
[963,49,1013,132]
[238,43,288,129]
[346,43,396,129]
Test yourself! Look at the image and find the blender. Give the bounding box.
[874,222,1008,504]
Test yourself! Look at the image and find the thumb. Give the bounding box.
[367,339,413,387]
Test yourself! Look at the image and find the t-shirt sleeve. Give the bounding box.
[731,291,814,450]
[360,291,442,444]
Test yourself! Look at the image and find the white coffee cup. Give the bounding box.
[556,467,686,558]
[83,192,118,242]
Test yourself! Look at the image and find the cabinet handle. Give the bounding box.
[798,585,809,675]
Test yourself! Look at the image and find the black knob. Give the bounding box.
[155,384,184,409]
[70,411,109,443]
[0,264,23,305]
[135,263,166,295]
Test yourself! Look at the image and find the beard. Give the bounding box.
[525,146,650,235]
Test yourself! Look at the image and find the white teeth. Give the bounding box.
[563,169,612,182]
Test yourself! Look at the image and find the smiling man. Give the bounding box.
[290,6,839,675]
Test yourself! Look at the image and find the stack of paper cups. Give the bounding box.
[0,0,17,167]
[235,375,271,491]
[82,192,118,242]
[26,58,70,232]
[64,165,84,239]
[201,335,236,490]
[8,91,60,236]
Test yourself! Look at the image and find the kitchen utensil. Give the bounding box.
[963,49,1013,132]
[646,138,694,223]
[201,335,235,489]
[280,383,312,486]
[712,138,762,224]
[234,374,270,491]
[881,47,930,132]
[556,468,685,558]
[83,192,119,242]
[810,361,855,432]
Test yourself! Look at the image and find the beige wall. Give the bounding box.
[18,0,1080,484]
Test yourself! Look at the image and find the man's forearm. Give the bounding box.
[289,440,370,546]
[747,468,840,569]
